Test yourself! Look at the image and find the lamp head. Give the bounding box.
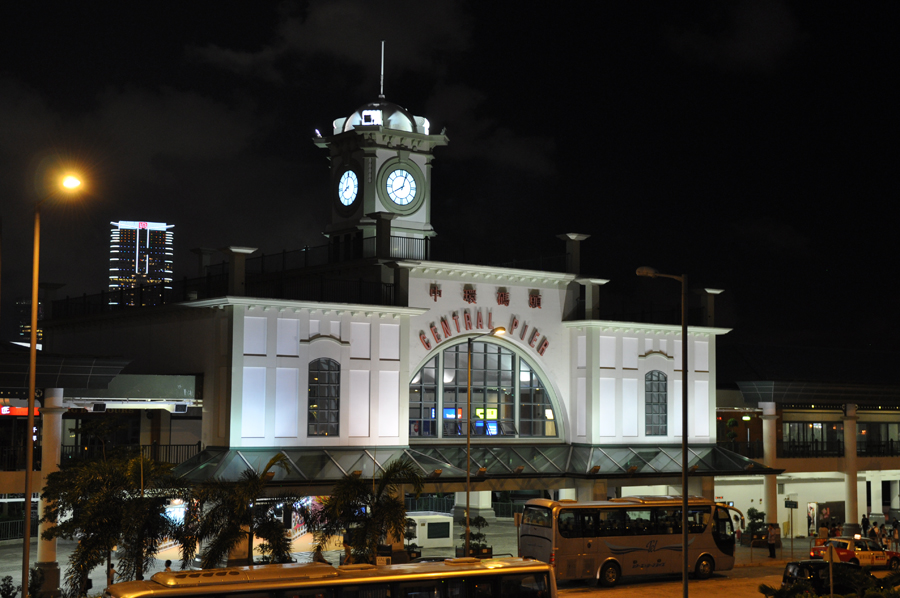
[491,327,506,336]
[61,175,82,190]
[636,266,659,278]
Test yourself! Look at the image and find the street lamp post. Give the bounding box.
[23,175,82,598]
[636,266,688,598]
[465,326,505,556]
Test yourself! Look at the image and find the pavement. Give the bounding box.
[0,521,810,593]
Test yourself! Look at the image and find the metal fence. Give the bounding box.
[0,518,38,541]
[777,440,844,458]
[717,440,764,459]
[60,443,201,465]
[493,502,525,519]
[405,495,455,514]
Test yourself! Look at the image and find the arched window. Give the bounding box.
[408,341,557,439]
[308,358,340,436]
[645,370,667,436]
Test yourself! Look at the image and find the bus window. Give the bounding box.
[396,581,439,597]
[656,508,680,534]
[558,510,578,538]
[522,506,551,528]
[598,509,625,536]
[580,510,599,538]
[688,506,711,533]
[499,574,549,597]
[625,509,654,535]
[472,580,493,597]
[714,507,734,536]
[340,585,389,598]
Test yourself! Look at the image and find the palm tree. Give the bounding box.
[311,458,424,564]
[181,454,302,568]
[41,417,182,595]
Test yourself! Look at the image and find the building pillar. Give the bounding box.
[891,481,900,521]
[574,478,608,502]
[760,402,778,525]
[843,403,860,536]
[367,212,398,260]
[452,490,495,522]
[556,233,590,275]
[558,488,577,501]
[36,388,66,598]
[220,246,257,296]
[871,470,884,519]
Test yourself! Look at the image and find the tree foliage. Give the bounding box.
[40,417,185,596]
[310,459,424,564]
[178,454,302,569]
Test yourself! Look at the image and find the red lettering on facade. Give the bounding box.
[441,318,452,338]
[488,311,493,329]
[537,337,550,355]
[520,324,529,340]
[497,291,510,306]
[529,294,542,309]
[430,323,442,344]
[463,289,477,304]
[452,313,461,332]
[464,311,473,330]
[529,329,540,347]
[510,317,519,336]
[419,333,431,350]
[476,310,484,329]
[429,285,442,302]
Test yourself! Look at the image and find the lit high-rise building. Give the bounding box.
[109,221,174,306]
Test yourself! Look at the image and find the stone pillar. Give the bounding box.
[760,402,779,524]
[843,404,860,536]
[576,277,609,320]
[891,481,899,520]
[700,289,724,327]
[36,389,66,598]
[556,233,590,275]
[871,471,884,519]
[452,490,495,521]
[558,488,577,500]
[220,246,257,296]
[575,478,608,502]
[367,213,398,260]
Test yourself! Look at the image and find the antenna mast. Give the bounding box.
[379,40,385,99]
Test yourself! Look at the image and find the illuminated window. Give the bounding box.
[308,358,340,436]
[408,341,557,439]
[645,370,667,436]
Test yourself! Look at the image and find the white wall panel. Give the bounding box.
[349,370,370,437]
[694,380,710,436]
[673,382,683,437]
[350,322,371,359]
[243,317,267,355]
[694,340,709,372]
[241,367,266,438]
[623,338,638,369]
[622,378,638,436]
[576,377,586,437]
[674,340,682,370]
[378,371,400,437]
[599,336,616,368]
[576,336,586,369]
[310,319,320,337]
[330,320,341,339]
[276,319,300,356]
[274,368,298,437]
[380,323,400,360]
[599,378,616,436]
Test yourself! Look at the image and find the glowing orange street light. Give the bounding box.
[23,173,84,598]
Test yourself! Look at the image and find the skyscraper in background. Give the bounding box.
[109,221,174,306]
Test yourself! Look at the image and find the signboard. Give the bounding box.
[785,500,799,509]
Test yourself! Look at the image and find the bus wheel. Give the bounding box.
[599,562,621,587]
[694,556,714,580]
[890,558,900,571]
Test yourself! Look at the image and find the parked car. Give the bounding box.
[782,560,875,596]
[810,536,900,569]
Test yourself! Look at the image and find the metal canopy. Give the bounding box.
[0,350,131,398]
[173,444,780,487]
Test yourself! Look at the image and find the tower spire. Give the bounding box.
[379,40,385,99]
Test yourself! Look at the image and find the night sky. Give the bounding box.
[1,2,897,353]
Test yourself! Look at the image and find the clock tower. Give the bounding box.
[314,98,448,259]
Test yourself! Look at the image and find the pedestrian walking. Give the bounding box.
[767,523,779,558]
[892,524,899,551]
[107,563,117,587]
[862,514,870,536]
[164,560,173,572]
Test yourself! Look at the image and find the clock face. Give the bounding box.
[338,170,358,206]
[385,169,417,205]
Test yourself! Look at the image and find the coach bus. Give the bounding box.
[103,557,555,598]
[518,495,743,587]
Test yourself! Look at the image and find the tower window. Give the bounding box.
[645,370,667,436]
[308,358,340,436]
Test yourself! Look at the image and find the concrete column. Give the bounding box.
[891,481,899,519]
[576,278,609,320]
[700,289,724,327]
[871,471,884,519]
[452,490,495,521]
[575,478,608,502]
[843,403,860,536]
[556,233,590,275]
[760,402,779,524]
[367,212,398,260]
[36,388,66,598]
[220,246,257,296]
[558,488,577,500]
